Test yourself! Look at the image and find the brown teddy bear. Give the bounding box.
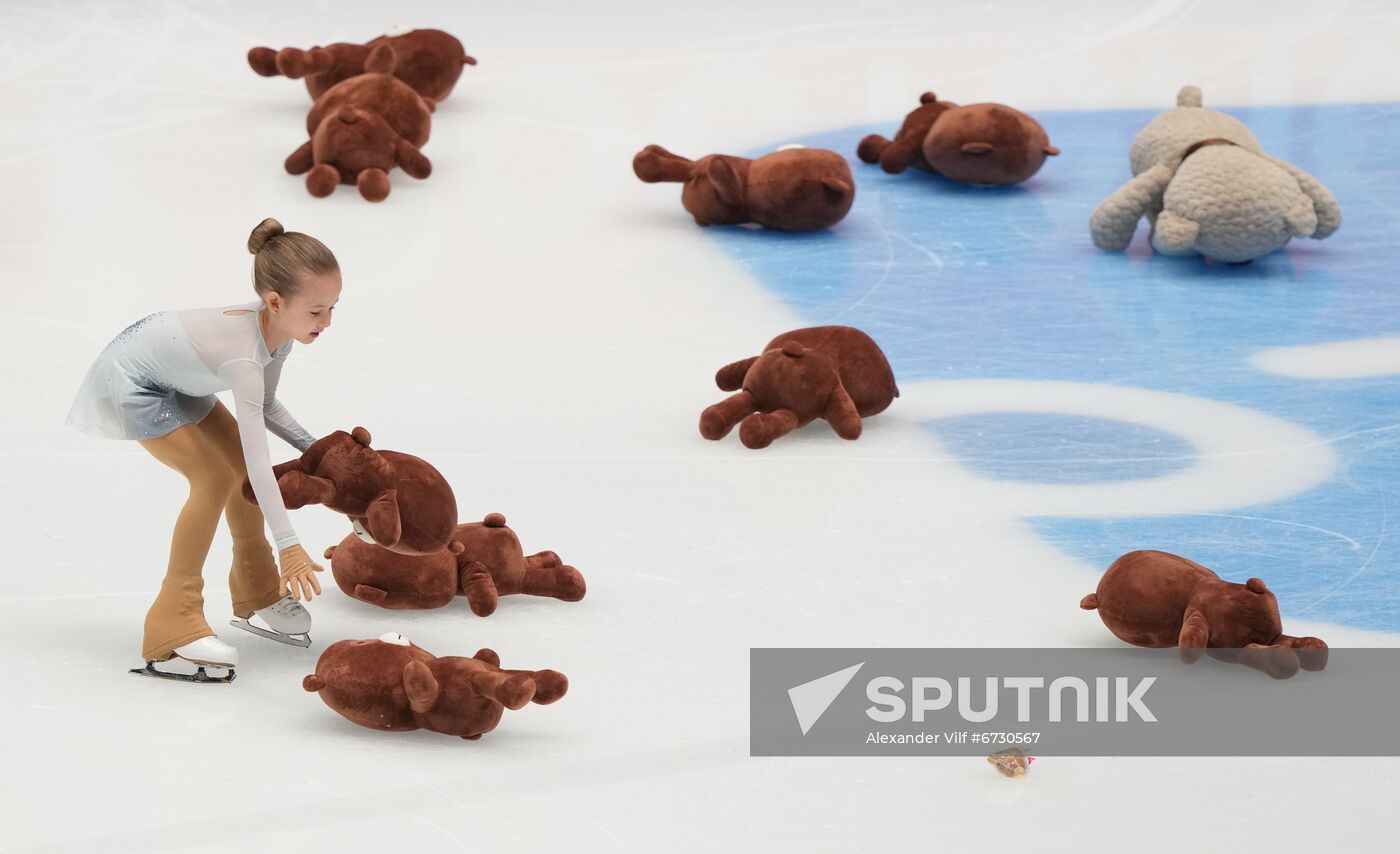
[633,144,855,232]
[324,537,464,609]
[303,634,567,740]
[455,513,586,616]
[323,512,586,614]
[700,326,899,449]
[284,45,434,201]
[856,92,957,174]
[248,27,476,103]
[859,93,1059,185]
[241,426,457,556]
[1081,550,1328,679]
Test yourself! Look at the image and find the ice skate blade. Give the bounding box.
[229,618,312,648]
[129,661,235,684]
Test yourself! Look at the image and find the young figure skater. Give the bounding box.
[67,218,339,682]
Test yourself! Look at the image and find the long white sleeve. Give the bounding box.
[262,349,316,452]
[220,358,300,551]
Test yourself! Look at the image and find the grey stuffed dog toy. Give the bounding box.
[1090,86,1341,263]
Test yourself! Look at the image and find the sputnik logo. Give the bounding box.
[787,662,865,735]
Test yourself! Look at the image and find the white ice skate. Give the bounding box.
[130,635,238,684]
[229,595,312,648]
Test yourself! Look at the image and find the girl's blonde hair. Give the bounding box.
[246,217,339,300]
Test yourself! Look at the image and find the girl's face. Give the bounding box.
[269,272,342,345]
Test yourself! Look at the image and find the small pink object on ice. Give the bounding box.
[987,748,1033,779]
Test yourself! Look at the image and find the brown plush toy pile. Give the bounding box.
[249,27,476,103]
[303,634,567,740]
[858,92,1059,186]
[700,326,899,449]
[242,426,457,556]
[324,512,587,615]
[633,144,855,231]
[251,28,475,200]
[324,537,465,610]
[1081,550,1328,679]
[284,45,435,201]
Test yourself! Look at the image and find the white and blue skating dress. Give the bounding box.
[66,301,315,550]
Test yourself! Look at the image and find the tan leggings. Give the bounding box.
[137,400,282,661]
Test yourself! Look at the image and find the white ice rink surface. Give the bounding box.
[4,1,1400,851]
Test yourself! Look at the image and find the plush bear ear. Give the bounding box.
[919,91,938,104]
[1246,578,1270,594]
[366,44,397,75]
[1151,210,1201,255]
[404,660,439,714]
[1283,199,1319,237]
[366,490,403,549]
[302,675,325,692]
[483,513,507,528]
[705,158,745,208]
[780,340,805,358]
[822,178,853,202]
[351,426,373,446]
[448,540,465,556]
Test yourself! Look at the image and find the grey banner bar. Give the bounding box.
[750,648,1400,756]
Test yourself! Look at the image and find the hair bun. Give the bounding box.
[247,217,286,254]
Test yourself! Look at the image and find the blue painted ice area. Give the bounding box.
[708,102,1400,632]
